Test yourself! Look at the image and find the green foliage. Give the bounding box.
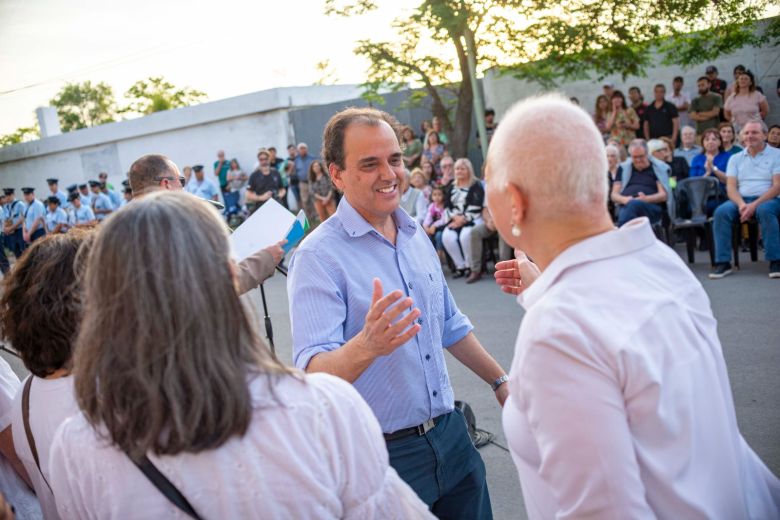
[49,81,117,132]
[122,77,207,116]
[0,124,39,148]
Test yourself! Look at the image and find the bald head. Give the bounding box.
[128,154,181,195]
[487,94,607,216]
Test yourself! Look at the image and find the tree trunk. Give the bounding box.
[449,33,473,159]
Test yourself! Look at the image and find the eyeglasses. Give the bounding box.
[155,176,186,185]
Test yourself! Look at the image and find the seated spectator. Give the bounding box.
[593,94,610,141]
[442,158,484,278]
[185,165,219,202]
[606,144,623,220]
[710,120,780,279]
[674,126,702,166]
[719,122,743,155]
[1,229,94,520]
[689,128,730,215]
[309,160,336,222]
[439,155,455,186]
[643,84,679,143]
[724,70,769,132]
[401,126,423,169]
[605,90,640,146]
[690,76,723,136]
[651,138,689,183]
[399,170,427,226]
[420,158,436,186]
[612,141,669,226]
[422,131,446,177]
[768,124,780,148]
[47,192,432,519]
[466,190,512,284]
[44,196,69,234]
[67,192,96,228]
[409,167,431,202]
[605,137,628,161]
[423,185,448,260]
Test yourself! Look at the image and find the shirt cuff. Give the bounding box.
[441,313,473,348]
[294,342,343,371]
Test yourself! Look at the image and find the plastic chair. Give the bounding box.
[671,177,720,264]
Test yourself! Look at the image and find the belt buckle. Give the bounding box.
[416,418,435,436]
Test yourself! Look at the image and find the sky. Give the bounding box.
[0,0,421,135]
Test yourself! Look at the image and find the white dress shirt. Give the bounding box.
[502,218,780,519]
[49,372,433,519]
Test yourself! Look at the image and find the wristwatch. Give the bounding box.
[491,374,509,392]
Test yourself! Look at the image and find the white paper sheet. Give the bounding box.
[229,198,295,262]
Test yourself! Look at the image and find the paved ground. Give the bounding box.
[2,244,778,518]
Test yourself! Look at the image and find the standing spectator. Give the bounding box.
[690,76,723,135]
[605,90,640,146]
[719,122,743,155]
[483,108,498,146]
[628,86,648,137]
[3,188,26,258]
[22,187,46,244]
[246,159,283,214]
[67,192,96,228]
[723,64,747,101]
[182,165,192,188]
[2,228,94,520]
[186,165,219,202]
[283,144,298,208]
[294,143,316,220]
[710,120,780,279]
[213,150,230,194]
[98,172,114,191]
[0,193,7,274]
[593,95,611,141]
[724,70,769,132]
[225,158,248,213]
[77,183,92,207]
[602,81,614,101]
[44,196,69,234]
[89,181,113,221]
[432,116,449,145]
[667,76,691,128]
[101,182,121,210]
[399,170,427,226]
[439,155,455,186]
[643,84,679,143]
[420,119,432,139]
[268,146,284,170]
[442,158,484,278]
[423,131,446,178]
[46,178,68,207]
[768,125,780,148]
[611,141,669,226]
[401,126,423,169]
[674,126,702,166]
[309,160,336,222]
[705,65,727,97]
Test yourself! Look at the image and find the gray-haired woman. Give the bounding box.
[48,191,432,519]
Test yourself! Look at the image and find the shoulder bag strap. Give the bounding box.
[128,454,203,520]
[21,376,53,493]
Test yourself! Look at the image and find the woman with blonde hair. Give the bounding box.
[441,158,484,278]
[48,192,432,519]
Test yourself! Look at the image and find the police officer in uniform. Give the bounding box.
[0,192,9,274]
[67,192,97,227]
[45,196,70,234]
[3,188,26,257]
[47,178,69,207]
[78,183,93,207]
[102,181,122,209]
[89,180,113,221]
[120,180,133,208]
[21,187,46,244]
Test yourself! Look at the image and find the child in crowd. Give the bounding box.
[410,167,431,203]
[423,186,448,260]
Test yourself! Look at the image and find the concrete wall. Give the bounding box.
[483,31,780,129]
[0,84,363,192]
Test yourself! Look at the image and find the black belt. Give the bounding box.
[383,413,446,442]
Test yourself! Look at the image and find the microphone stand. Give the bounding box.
[259,264,288,355]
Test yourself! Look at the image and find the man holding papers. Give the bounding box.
[287,108,508,519]
[127,153,284,293]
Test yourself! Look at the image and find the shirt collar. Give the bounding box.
[336,196,417,240]
[518,218,657,309]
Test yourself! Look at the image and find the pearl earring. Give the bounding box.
[511,224,521,237]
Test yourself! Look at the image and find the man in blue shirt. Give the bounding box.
[45,196,69,234]
[46,178,69,207]
[89,180,114,221]
[293,143,316,220]
[288,107,508,518]
[78,183,93,207]
[21,187,46,244]
[3,187,26,257]
[710,120,780,279]
[0,193,9,274]
[101,182,122,209]
[186,165,220,202]
[67,192,96,227]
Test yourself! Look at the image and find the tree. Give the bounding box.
[122,77,207,116]
[327,0,777,157]
[50,81,117,132]
[0,124,39,148]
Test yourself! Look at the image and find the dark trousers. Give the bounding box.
[0,237,8,274]
[29,228,46,244]
[386,409,492,519]
[5,229,24,257]
[617,200,663,227]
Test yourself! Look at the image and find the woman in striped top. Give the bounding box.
[442,158,484,278]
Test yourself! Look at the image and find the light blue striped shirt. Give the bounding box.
[288,197,472,433]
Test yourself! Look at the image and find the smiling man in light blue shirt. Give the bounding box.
[288,107,507,518]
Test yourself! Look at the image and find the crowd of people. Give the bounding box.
[595,64,780,279]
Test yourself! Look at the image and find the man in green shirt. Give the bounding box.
[690,77,723,135]
[213,150,231,193]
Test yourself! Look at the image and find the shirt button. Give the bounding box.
[432,391,438,397]
[408,281,413,290]
[425,354,431,360]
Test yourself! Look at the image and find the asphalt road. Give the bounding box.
[2,245,778,519]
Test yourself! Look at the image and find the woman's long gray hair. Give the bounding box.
[74,191,292,459]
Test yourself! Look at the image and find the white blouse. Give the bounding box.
[49,372,434,519]
[502,218,780,519]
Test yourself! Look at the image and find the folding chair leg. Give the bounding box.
[686,229,695,264]
[748,221,758,262]
[705,224,715,267]
[732,223,741,269]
